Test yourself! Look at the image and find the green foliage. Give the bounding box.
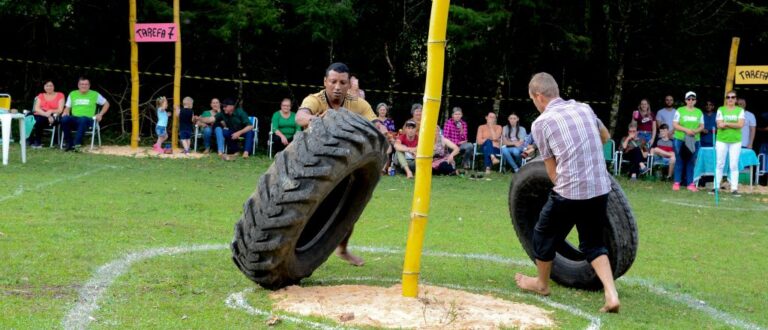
[286,0,356,42]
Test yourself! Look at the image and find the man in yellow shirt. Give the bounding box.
[296,62,388,266]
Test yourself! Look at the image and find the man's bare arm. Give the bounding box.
[296,108,314,128]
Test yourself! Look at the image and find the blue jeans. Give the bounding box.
[673,138,700,186]
[215,127,254,154]
[202,126,213,149]
[61,115,93,148]
[501,145,523,172]
[481,139,500,169]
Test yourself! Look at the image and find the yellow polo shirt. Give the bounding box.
[299,91,376,122]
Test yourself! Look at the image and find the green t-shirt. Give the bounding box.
[215,108,251,131]
[715,106,744,143]
[68,91,100,117]
[673,107,704,141]
[271,111,301,140]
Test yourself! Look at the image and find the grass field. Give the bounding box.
[1,148,767,329]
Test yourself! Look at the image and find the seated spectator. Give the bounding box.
[442,107,474,174]
[271,98,301,154]
[432,131,460,175]
[407,103,423,133]
[177,96,195,154]
[521,134,536,159]
[476,111,502,174]
[501,112,527,173]
[621,122,649,180]
[393,120,419,178]
[195,98,221,154]
[61,77,110,151]
[29,80,65,148]
[651,124,675,180]
[214,98,254,160]
[376,102,396,173]
[631,99,655,146]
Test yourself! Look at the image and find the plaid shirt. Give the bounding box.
[532,98,611,200]
[442,119,468,145]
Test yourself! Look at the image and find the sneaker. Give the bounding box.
[672,182,680,191]
[731,190,741,197]
[687,184,698,192]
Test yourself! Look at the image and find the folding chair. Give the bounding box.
[603,139,617,175]
[471,141,504,172]
[267,127,274,159]
[59,115,101,150]
[249,116,259,155]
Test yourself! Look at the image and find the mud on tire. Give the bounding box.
[508,160,638,290]
[231,109,387,290]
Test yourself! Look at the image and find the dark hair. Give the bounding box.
[78,76,89,82]
[325,62,350,76]
[42,80,54,85]
[506,112,522,140]
[659,123,669,130]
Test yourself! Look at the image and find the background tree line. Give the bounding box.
[1,0,766,145]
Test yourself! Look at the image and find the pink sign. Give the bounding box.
[135,23,178,42]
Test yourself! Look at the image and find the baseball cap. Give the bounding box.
[404,120,417,127]
[222,98,235,106]
[685,91,696,99]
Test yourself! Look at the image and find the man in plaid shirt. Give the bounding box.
[442,107,474,171]
[515,72,620,313]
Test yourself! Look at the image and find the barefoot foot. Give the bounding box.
[514,273,550,296]
[336,249,365,266]
[599,302,620,313]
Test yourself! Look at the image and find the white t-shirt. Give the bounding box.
[742,110,756,147]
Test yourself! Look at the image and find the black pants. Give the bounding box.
[627,147,645,176]
[533,192,609,263]
[30,115,56,145]
[271,134,293,154]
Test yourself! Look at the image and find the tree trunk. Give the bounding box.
[237,30,244,103]
[384,42,396,105]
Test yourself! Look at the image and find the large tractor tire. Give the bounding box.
[231,109,387,290]
[509,160,638,290]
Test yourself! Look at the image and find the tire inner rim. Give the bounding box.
[296,173,357,253]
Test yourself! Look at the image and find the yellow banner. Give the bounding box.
[735,65,768,84]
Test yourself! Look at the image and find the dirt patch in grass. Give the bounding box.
[85,145,207,159]
[270,284,554,329]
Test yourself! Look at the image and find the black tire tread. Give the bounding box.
[231,110,386,290]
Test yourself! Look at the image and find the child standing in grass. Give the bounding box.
[154,96,169,154]
[176,96,195,154]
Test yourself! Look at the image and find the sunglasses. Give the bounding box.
[726,96,737,99]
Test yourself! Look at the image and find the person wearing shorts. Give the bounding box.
[515,72,620,313]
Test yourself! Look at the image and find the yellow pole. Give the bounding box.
[129,0,139,150]
[402,0,450,298]
[171,0,181,151]
[724,37,740,103]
